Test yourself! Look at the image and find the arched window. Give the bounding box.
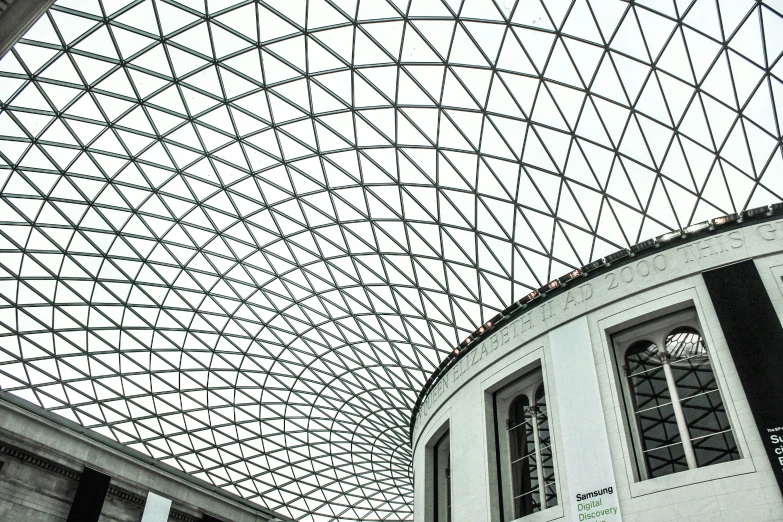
[625,339,686,478]
[504,384,558,518]
[494,368,558,520]
[621,323,738,480]
[433,431,451,522]
[665,329,738,468]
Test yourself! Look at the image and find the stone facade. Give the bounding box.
[412,219,783,522]
[0,398,283,522]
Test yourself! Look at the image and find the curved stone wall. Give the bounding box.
[412,218,783,522]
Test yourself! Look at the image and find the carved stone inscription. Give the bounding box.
[602,255,668,293]
[412,225,778,441]
[413,282,595,439]
[677,230,744,263]
[757,220,783,244]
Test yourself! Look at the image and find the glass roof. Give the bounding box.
[1,0,782,520]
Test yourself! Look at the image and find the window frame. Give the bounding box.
[611,308,741,481]
[492,367,558,522]
[421,417,450,522]
[433,431,451,522]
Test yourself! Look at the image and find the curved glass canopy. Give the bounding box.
[1,0,782,520]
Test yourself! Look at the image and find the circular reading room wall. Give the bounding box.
[412,216,783,522]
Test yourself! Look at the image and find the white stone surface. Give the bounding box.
[413,220,783,522]
[550,316,621,522]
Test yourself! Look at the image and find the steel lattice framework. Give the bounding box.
[1,0,782,520]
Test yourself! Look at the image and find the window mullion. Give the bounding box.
[659,350,699,470]
[529,406,548,510]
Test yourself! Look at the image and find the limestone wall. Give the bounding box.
[412,219,783,522]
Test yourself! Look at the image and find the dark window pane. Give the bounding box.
[513,488,540,517]
[536,384,557,509]
[510,433,537,516]
[509,394,534,517]
[645,443,689,478]
[670,356,718,400]
[509,394,529,428]
[628,367,671,409]
[637,403,681,450]
[544,483,558,508]
[508,384,557,518]
[626,341,671,413]
[680,391,732,439]
[693,432,740,467]
[510,454,535,516]
[625,340,661,374]
[508,395,530,462]
[515,449,539,490]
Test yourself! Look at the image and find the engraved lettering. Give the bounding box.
[678,245,697,263]
[564,290,578,310]
[582,283,593,301]
[714,233,726,252]
[758,223,776,241]
[413,223,774,436]
[521,312,533,332]
[698,237,717,258]
[728,230,743,248]
[541,301,553,321]
[636,259,650,277]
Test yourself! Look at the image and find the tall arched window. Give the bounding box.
[433,431,451,522]
[496,369,558,520]
[618,317,739,480]
[625,339,686,478]
[666,329,738,468]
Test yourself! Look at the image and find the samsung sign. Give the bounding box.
[550,317,622,522]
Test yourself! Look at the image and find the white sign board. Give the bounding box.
[140,491,172,522]
[549,316,622,522]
